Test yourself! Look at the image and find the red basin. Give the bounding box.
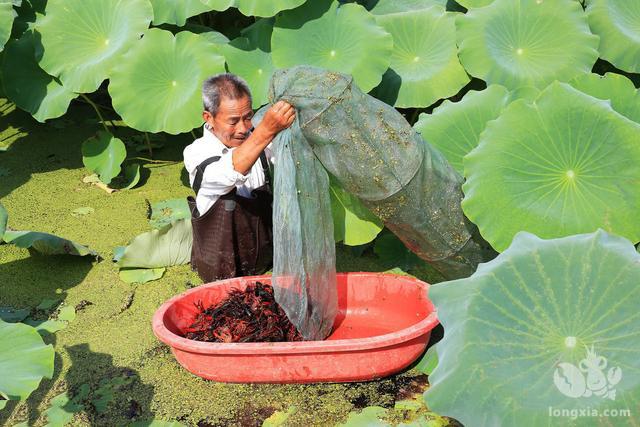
[152,272,438,383]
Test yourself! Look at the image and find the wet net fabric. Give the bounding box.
[257,66,493,340]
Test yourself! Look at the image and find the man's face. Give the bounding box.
[203,95,253,148]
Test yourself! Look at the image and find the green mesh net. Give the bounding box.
[256,66,494,340]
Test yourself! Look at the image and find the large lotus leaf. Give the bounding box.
[455,0,494,8]
[425,230,640,426]
[570,72,640,125]
[0,0,14,52]
[35,0,153,93]
[223,37,275,108]
[0,201,6,238]
[456,0,599,90]
[462,82,640,252]
[109,29,226,134]
[149,0,212,26]
[119,267,166,284]
[202,0,305,17]
[370,6,469,108]
[2,32,76,122]
[3,230,98,256]
[240,17,273,52]
[368,0,448,14]
[414,85,510,175]
[82,131,126,185]
[587,0,640,73]
[329,179,383,246]
[272,0,393,92]
[0,319,54,403]
[116,219,192,269]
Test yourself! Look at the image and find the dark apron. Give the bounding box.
[188,153,273,282]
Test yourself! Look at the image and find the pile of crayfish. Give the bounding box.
[183,282,303,343]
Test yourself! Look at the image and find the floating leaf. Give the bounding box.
[116,219,192,269]
[329,179,383,246]
[202,0,305,17]
[456,0,599,90]
[414,85,511,175]
[148,198,190,229]
[272,0,393,92]
[463,82,640,252]
[374,231,422,271]
[44,385,88,427]
[57,306,76,322]
[149,0,212,26]
[0,307,30,323]
[425,230,640,426]
[570,72,640,124]
[4,230,98,256]
[0,319,54,404]
[0,0,14,52]
[119,267,166,284]
[223,37,275,108]
[121,163,141,190]
[587,0,640,73]
[0,201,6,238]
[71,207,95,217]
[1,31,76,122]
[262,407,296,427]
[24,319,67,334]
[36,298,60,311]
[370,4,469,107]
[109,29,225,134]
[338,406,389,427]
[82,131,127,185]
[35,0,153,93]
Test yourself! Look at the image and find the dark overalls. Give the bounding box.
[187,153,273,282]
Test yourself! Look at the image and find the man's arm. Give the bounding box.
[232,101,295,174]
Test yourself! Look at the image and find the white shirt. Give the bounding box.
[183,126,274,215]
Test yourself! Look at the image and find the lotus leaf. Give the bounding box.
[223,37,275,108]
[121,163,141,190]
[44,387,88,427]
[272,0,393,92]
[82,131,127,185]
[0,319,54,404]
[202,0,305,17]
[368,0,448,14]
[338,406,389,427]
[329,179,383,246]
[109,29,226,134]
[456,0,599,90]
[374,231,422,271]
[148,198,190,229]
[115,219,192,269]
[587,0,640,73]
[570,72,640,124]
[0,0,14,52]
[240,17,273,52]
[370,5,469,107]
[119,267,166,284]
[35,0,153,93]
[24,318,67,334]
[0,307,29,323]
[149,0,212,26]
[414,85,511,175]
[3,230,98,256]
[2,32,76,122]
[425,230,640,426]
[462,82,640,252]
[455,0,493,8]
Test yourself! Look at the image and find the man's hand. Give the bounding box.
[259,101,296,137]
[231,101,295,175]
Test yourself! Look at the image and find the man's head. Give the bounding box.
[202,74,253,148]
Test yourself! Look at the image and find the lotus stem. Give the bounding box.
[80,93,110,134]
[128,157,176,164]
[144,132,153,157]
[191,130,197,139]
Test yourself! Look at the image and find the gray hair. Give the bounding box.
[202,73,252,116]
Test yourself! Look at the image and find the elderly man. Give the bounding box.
[184,73,295,282]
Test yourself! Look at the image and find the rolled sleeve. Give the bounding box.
[198,151,248,196]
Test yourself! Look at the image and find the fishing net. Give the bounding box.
[255,66,493,340]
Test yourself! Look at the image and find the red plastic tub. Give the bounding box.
[152,272,438,383]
